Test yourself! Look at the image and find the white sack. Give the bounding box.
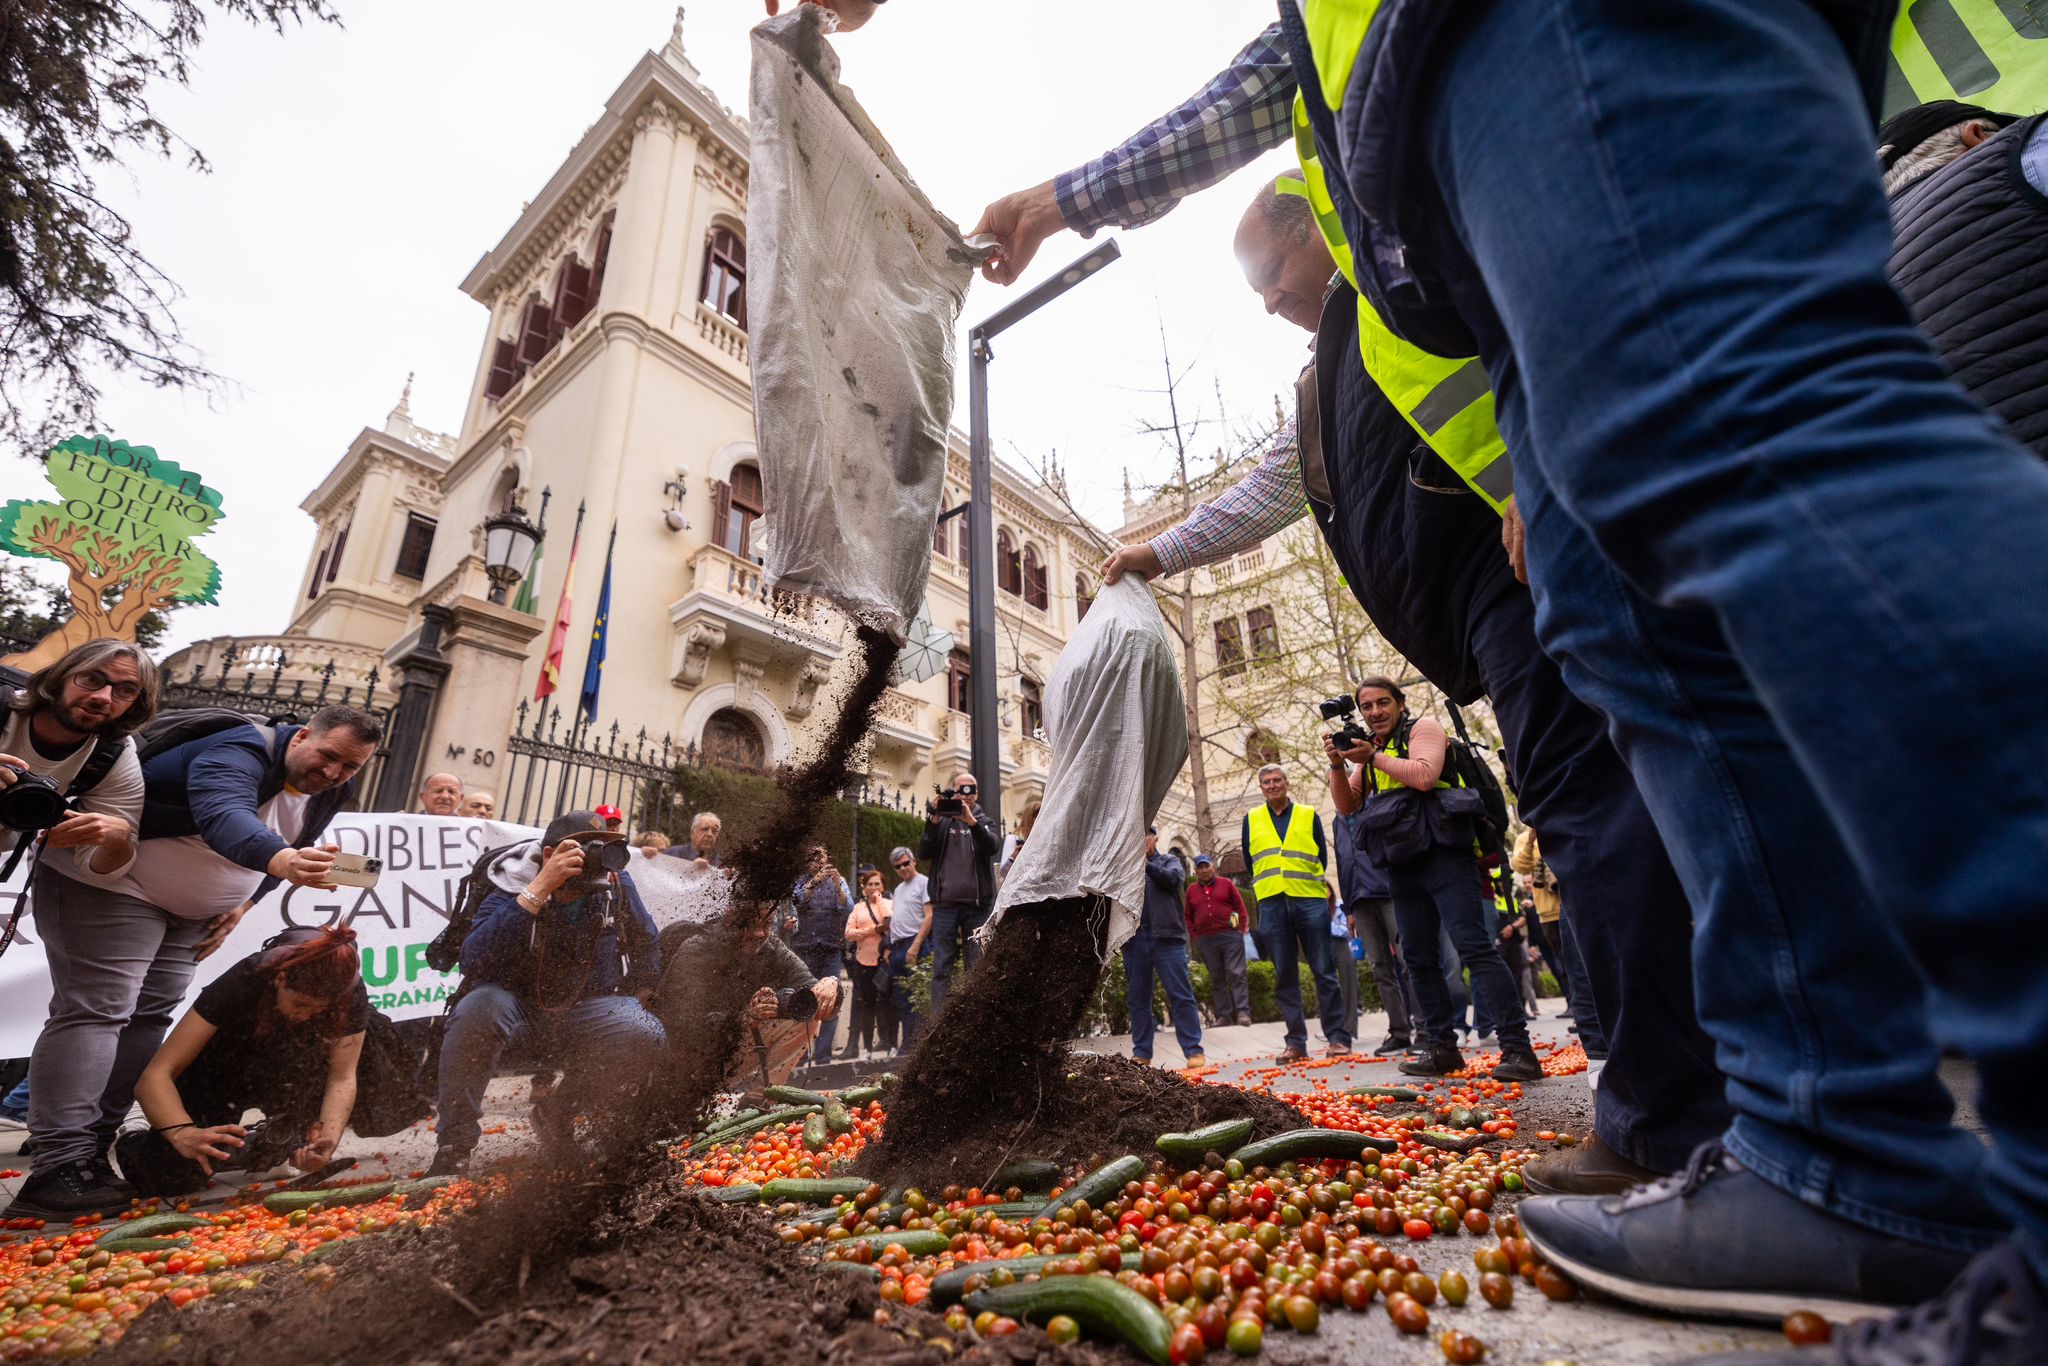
[984,576,1189,957]
[747,7,979,640]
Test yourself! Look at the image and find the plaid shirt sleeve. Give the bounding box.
[1147,431,1310,577]
[1055,24,1296,236]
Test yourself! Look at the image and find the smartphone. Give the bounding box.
[327,852,383,888]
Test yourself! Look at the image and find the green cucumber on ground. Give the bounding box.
[821,1102,853,1135]
[1416,1129,1487,1153]
[1232,1129,1397,1169]
[98,1236,193,1255]
[801,1112,831,1150]
[990,1159,1061,1191]
[392,1175,460,1200]
[760,1176,870,1205]
[261,1181,396,1215]
[929,1253,1059,1305]
[687,1105,821,1153]
[98,1212,210,1246]
[764,1084,833,1107]
[965,1275,1172,1365]
[973,1201,1045,1222]
[707,1183,763,1203]
[1156,1118,1255,1165]
[305,1227,407,1263]
[1345,1085,1423,1102]
[837,1085,884,1105]
[793,1203,856,1224]
[822,1229,951,1256]
[1033,1155,1145,1221]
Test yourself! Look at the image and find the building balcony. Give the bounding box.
[692,303,749,370]
[667,543,842,689]
[160,635,400,714]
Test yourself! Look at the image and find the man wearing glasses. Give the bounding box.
[917,772,1000,1019]
[0,640,156,880]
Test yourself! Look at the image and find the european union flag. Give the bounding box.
[579,526,615,726]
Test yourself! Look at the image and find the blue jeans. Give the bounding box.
[435,985,665,1153]
[886,938,922,1049]
[1396,847,1529,1053]
[793,945,843,1065]
[1,1076,28,1121]
[1263,894,1350,1053]
[1121,931,1203,1061]
[927,902,989,1018]
[1414,0,2037,1255]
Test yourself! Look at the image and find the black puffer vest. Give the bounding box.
[1889,114,2048,460]
[1304,281,1510,706]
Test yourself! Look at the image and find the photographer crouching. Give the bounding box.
[428,811,664,1175]
[655,901,841,1093]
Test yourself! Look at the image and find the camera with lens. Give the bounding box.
[928,784,963,818]
[0,765,70,834]
[1318,696,1371,750]
[772,985,818,1020]
[586,839,631,874]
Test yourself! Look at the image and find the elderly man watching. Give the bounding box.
[417,772,462,817]
[663,811,724,869]
[458,790,496,820]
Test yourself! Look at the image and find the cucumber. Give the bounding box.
[1232,1129,1397,1169]
[965,1275,1172,1365]
[392,1175,461,1200]
[1416,1129,1487,1153]
[930,1253,1059,1305]
[99,1212,210,1246]
[1156,1118,1255,1165]
[819,1259,880,1277]
[973,1202,1045,1222]
[764,1084,833,1107]
[991,1159,1061,1191]
[822,1229,951,1256]
[690,1107,763,1145]
[793,1203,856,1224]
[686,1105,821,1152]
[261,1181,396,1215]
[99,1236,193,1255]
[1345,1085,1423,1102]
[837,1085,884,1105]
[1033,1155,1144,1221]
[707,1183,763,1203]
[821,1102,853,1135]
[760,1177,869,1204]
[801,1112,831,1150]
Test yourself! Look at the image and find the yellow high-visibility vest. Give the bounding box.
[1247,802,1326,901]
[1885,3,2048,119]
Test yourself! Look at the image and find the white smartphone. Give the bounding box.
[327,852,383,888]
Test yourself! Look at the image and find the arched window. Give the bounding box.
[713,462,766,559]
[946,646,973,715]
[996,528,1022,596]
[701,226,747,327]
[702,708,766,772]
[1022,544,1048,610]
[954,509,970,564]
[933,515,949,558]
[1075,572,1094,621]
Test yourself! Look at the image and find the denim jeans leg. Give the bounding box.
[1391,879,1454,1051]
[1152,940,1204,1058]
[796,948,843,1065]
[1419,0,2022,1252]
[27,871,191,1173]
[887,940,920,1048]
[95,917,206,1154]
[1290,898,1350,1049]
[1351,900,1411,1044]
[1556,915,1608,1055]
[557,995,666,1117]
[435,985,529,1154]
[1122,935,1157,1060]
[928,904,965,1016]
[1266,900,1307,1053]
[1420,849,1528,1052]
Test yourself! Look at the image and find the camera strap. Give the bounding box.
[0,835,43,959]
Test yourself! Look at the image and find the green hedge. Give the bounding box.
[669,766,926,881]
[1086,951,1396,1031]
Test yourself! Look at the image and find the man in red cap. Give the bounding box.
[594,805,624,833]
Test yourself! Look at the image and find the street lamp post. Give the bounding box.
[482,504,542,606]
[964,239,1122,829]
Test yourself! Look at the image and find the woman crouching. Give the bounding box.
[116,927,367,1195]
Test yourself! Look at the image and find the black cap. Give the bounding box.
[1877,100,2019,170]
[543,810,602,847]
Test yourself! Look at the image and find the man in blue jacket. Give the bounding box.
[429,810,663,1175]
[1332,809,1418,1058]
[8,703,379,1220]
[1122,829,1205,1070]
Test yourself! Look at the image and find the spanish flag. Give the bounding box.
[536,513,583,702]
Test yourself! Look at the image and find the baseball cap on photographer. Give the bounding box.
[543,810,616,847]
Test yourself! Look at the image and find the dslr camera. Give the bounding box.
[772,984,818,1020]
[1318,696,1372,750]
[928,785,964,819]
[0,765,70,835]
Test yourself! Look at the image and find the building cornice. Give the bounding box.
[300,428,454,520]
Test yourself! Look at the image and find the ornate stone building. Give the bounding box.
[168,16,1100,823]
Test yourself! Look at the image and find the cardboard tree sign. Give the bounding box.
[1,436,224,671]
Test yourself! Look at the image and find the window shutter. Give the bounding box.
[591,221,614,299]
[711,479,732,553]
[327,525,347,581]
[485,339,521,400]
[555,260,594,330]
[516,301,555,367]
[308,544,329,599]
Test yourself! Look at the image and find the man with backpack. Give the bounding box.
[6,701,380,1220]
[1101,177,1727,1193]
[0,641,155,886]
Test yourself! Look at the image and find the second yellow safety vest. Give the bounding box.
[1247,802,1326,901]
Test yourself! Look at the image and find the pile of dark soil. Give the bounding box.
[115,1173,1113,1365]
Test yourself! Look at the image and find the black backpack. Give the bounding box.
[134,708,282,763]
[424,840,531,973]
[1441,733,1511,861]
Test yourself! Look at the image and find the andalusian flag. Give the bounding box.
[536,515,583,702]
[578,526,617,726]
[509,535,543,616]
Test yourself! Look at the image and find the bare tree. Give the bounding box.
[1,0,342,459]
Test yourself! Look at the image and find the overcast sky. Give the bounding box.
[23,1,1306,654]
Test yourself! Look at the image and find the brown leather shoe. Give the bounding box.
[1520,1132,1665,1197]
